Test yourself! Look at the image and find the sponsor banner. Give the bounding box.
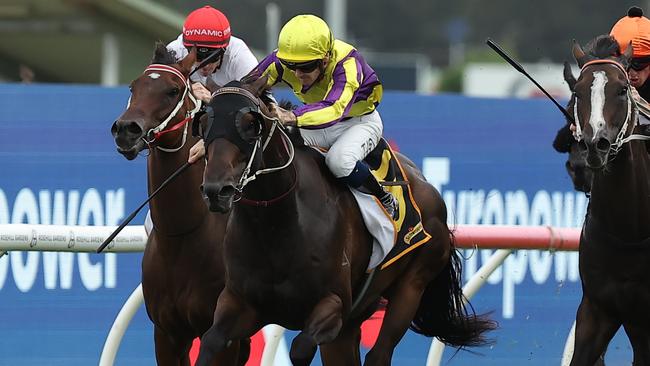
[0,84,632,365]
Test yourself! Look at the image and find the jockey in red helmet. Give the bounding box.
[166,6,260,164]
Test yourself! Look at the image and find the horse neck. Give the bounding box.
[589,143,650,241]
[147,135,208,236]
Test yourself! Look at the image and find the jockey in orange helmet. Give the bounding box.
[166,6,259,164]
[610,6,650,96]
[610,6,650,131]
[252,14,398,219]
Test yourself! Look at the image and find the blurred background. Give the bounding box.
[0,1,645,365]
[0,0,643,96]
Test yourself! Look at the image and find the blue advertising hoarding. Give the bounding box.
[0,84,632,365]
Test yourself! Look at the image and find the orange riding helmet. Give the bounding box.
[610,6,650,58]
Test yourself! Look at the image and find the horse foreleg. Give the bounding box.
[195,288,259,366]
[570,296,619,366]
[291,293,345,366]
[153,325,192,366]
[319,322,363,366]
[623,322,650,365]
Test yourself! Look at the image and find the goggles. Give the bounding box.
[186,46,225,63]
[629,58,650,72]
[280,59,321,73]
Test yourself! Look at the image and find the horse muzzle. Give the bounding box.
[201,183,236,213]
[112,118,146,160]
[583,137,611,170]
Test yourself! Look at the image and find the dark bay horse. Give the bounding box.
[568,35,650,365]
[195,78,496,366]
[111,43,247,365]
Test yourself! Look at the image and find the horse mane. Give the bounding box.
[151,42,178,65]
[582,35,621,60]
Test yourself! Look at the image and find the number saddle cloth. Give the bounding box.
[316,138,431,271]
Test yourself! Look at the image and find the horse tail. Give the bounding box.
[410,230,497,347]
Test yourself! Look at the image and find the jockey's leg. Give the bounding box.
[291,292,345,366]
[196,288,258,366]
[317,111,397,219]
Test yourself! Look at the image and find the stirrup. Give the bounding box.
[380,192,399,220]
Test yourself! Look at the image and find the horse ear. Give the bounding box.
[563,61,577,91]
[572,40,587,67]
[622,41,634,63]
[249,74,269,97]
[179,46,197,75]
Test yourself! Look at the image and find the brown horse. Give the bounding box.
[568,35,650,366]
[195,78,496,366]
[111,43,248,365]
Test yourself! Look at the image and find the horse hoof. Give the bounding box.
[289,333,317,366]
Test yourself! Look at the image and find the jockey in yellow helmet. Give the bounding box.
[253,14,398,219]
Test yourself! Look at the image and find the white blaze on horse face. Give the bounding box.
[148,73,161,79]
[588,71,608,141]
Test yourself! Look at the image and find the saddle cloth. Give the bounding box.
[316,138,431,270]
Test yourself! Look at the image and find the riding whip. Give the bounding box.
[485,38,575,123]
[96,162,191,253]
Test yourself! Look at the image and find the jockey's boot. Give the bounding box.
[343,161,399,220]
[359,174,399,221]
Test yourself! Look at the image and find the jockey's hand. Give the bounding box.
[269,104,297,126]
[570,123,576,132]
[188,140,205,164]
[191,83,212,103]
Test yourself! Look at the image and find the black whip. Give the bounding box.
[486,38,574,123]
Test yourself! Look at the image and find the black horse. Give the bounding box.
[194,77,496,365]
[568,35,650,366]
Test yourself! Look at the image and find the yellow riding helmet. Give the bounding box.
[276,14,333,62]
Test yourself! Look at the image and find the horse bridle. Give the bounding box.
[134,64,202,153]
[205,86,295,197]
[573,59,650,157]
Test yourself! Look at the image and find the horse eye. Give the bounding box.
[620,86,628,96]
[167,87,180,97]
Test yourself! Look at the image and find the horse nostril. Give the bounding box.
[219,185,235,198]
[595,137,611,152]
[126,121,143,135]
[111,122,119,137]
[113,119,143,137]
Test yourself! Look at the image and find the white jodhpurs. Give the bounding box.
[299,110,383,178]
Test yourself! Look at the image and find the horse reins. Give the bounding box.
[573,59,650,156]
[209,87,296,204]
[141,64,202,153]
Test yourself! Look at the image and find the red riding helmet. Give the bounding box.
[182,6,231,49]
